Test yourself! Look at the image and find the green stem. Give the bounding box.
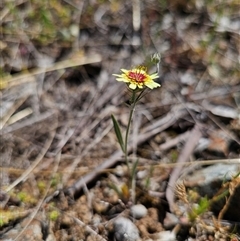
[123,88,147,203]
[211,189,229,203]
[124,90,137,172]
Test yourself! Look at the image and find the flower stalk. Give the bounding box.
[124,89,137,172]
[112,58,161,202]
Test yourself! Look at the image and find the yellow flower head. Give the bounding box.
[113,66,160,90]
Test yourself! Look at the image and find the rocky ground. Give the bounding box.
[1,1,240,240]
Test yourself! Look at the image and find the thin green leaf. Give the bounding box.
[111,114,125,152]
[145,165,154,189]
[108,182,122,196]
[131,159,139,182]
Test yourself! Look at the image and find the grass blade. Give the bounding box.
[111,114,125,153]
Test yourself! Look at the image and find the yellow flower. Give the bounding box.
[113,66,160,90]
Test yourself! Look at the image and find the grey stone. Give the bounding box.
[130,204,148,219]
[155,231,176,241]
[114,217,140,241]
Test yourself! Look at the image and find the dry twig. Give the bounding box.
[166,124,203,213]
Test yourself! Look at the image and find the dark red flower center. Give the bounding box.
[128,71,146,83]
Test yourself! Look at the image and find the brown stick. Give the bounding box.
[166,124,203,213]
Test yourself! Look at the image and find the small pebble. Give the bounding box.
[163,212,178,227]
[92,199,109,214]
[130,204,148,219]
[136,170,148,179]
[114,217,140,241]
[114,165,128,177]
[156,231,176,241]
[92,214,102,226]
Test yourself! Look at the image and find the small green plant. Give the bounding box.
[144,165,154,190]
[49,210,60,221]
[111,54,161,202]
[188,196,210,222]
[17,191,37,204]
[0,208,29,227]
[0,217,4,227]
[50,173,61,188]
[37,180,46,193]
[17,192,27,202]
[3,0,73,45]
